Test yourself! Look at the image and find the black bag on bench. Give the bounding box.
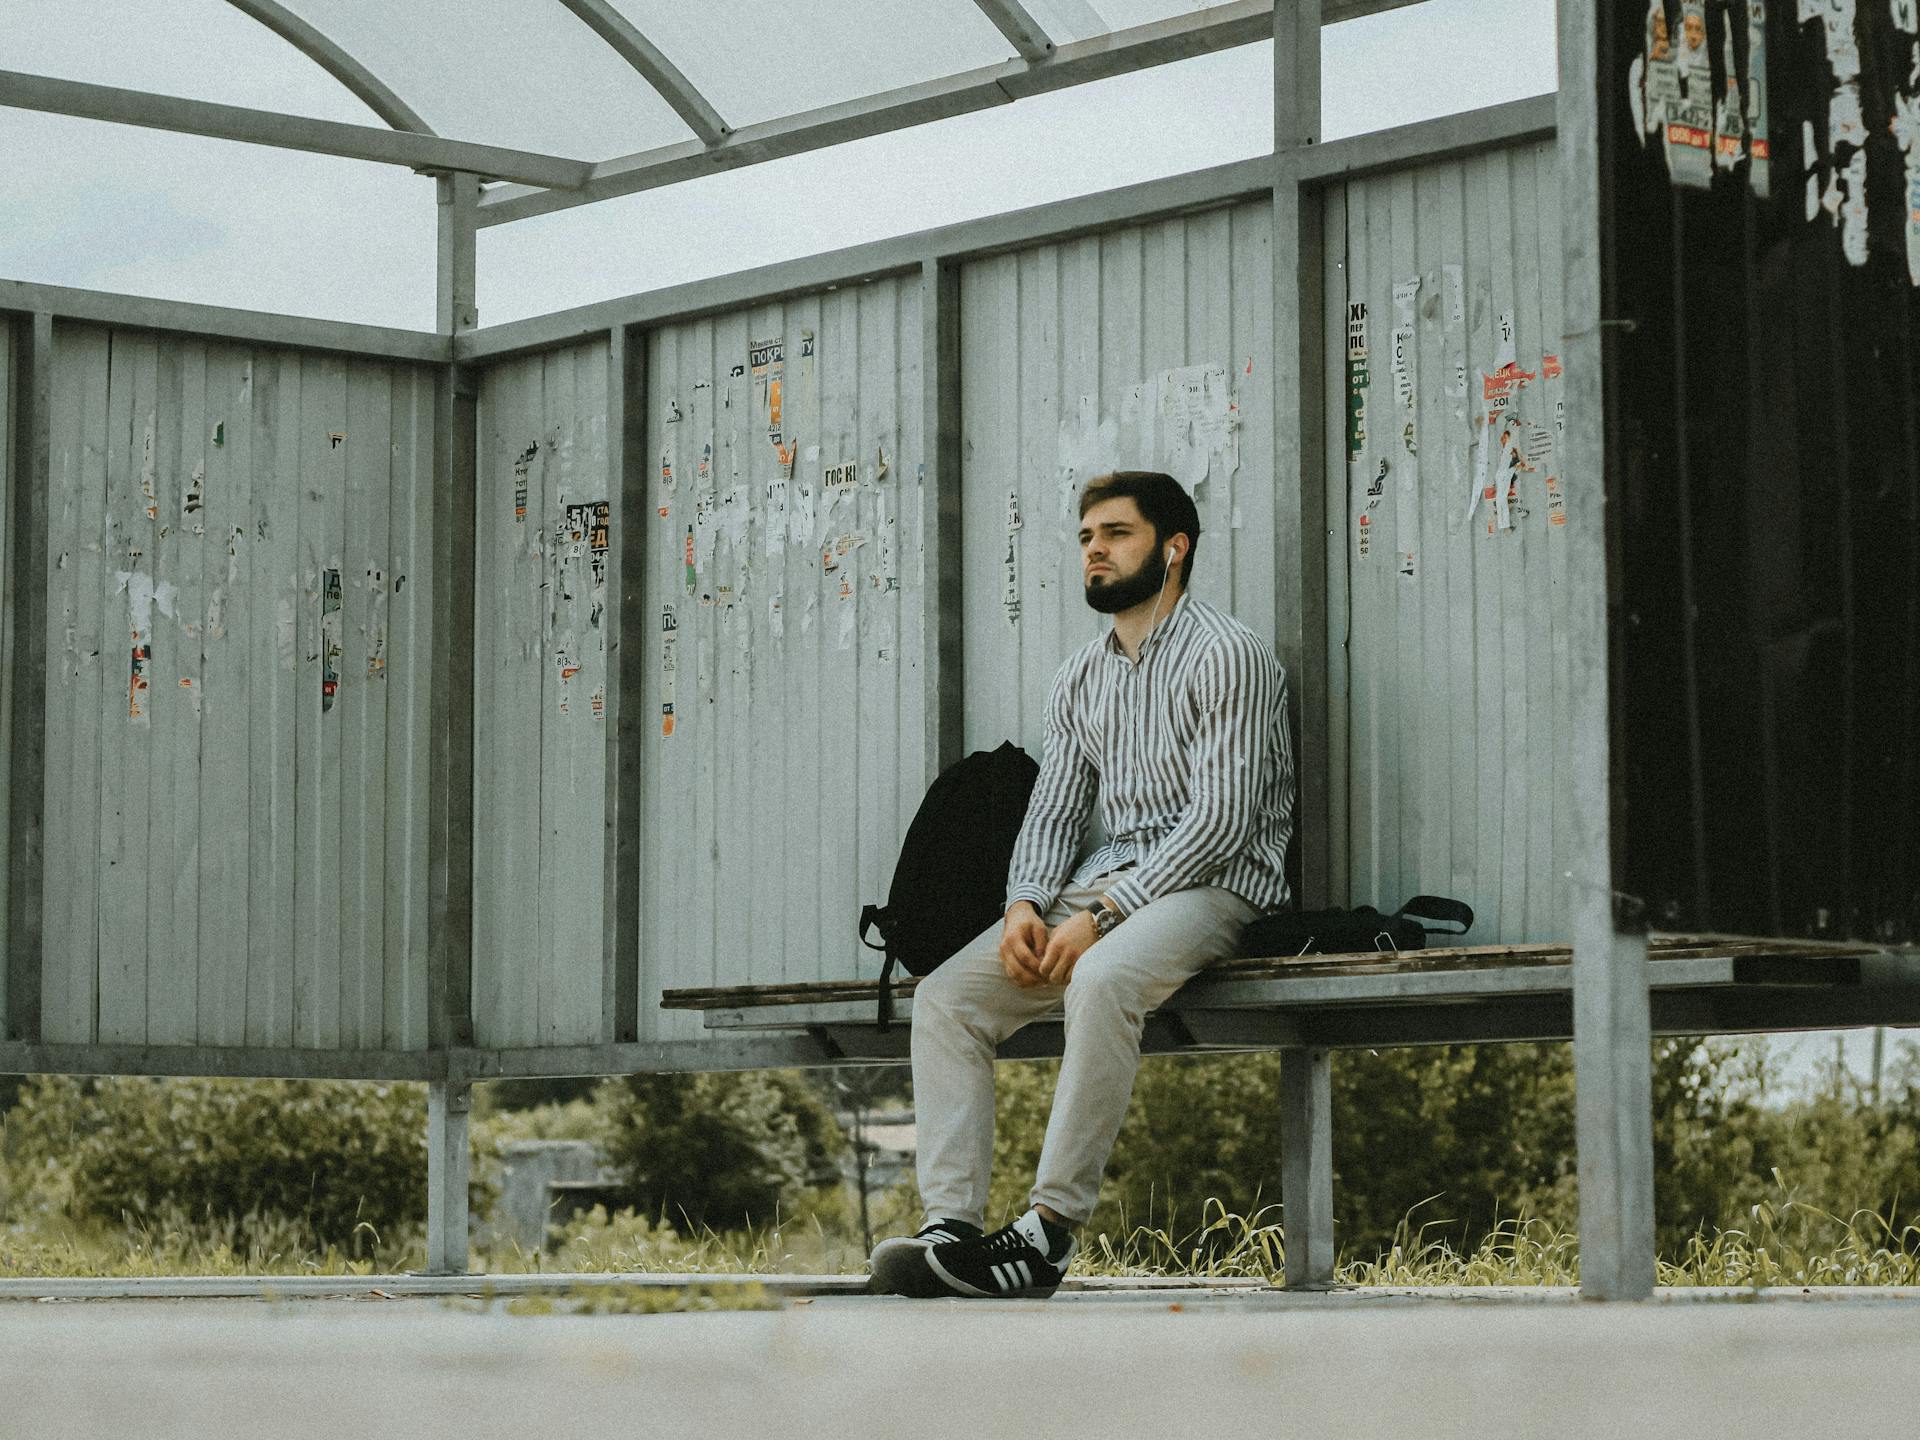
[859,740,1040,1028]
[1235,895,1474,958]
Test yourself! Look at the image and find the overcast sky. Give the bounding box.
[3,0,1560,329]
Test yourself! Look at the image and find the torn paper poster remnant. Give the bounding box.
[764,478,789,556]
[1346,302,1370,462]
[1058,393,1119,518]
[1746,0,1771,197]
[1630,0,1680,148]
[321,567,343,712]
[1893,89,1920,285]
[660,602,678,738]
[129,641,152,723]
[824,460,858,490]
[514,440,539,522]
[141,412,158,519]
[749,337,782,400]
[1002,532,1021,627]
[874,498,899,592]
[1659,1,1715,188]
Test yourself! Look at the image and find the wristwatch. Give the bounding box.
[1089,901,1124,938]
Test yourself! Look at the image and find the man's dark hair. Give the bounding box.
[1078,471,1202,589]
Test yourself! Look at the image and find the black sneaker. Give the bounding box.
[868,1218,983,1296]
[924,1209,1078,1299]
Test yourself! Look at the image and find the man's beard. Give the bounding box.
[1084,544,1168,614]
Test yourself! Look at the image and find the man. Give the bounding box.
[869,470,1296,1299]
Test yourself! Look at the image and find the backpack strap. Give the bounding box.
[877,952,899,1032]
[1395,895,1474,937]
[862,903,900,1029]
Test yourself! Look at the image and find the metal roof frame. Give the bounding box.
[221,0,434,134]
[0,1,1418,213]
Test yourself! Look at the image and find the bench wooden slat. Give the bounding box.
[659,935,1874,1011]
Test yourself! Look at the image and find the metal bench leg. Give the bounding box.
[424,1079,473,1276]
[1573,929,1656,1299]
[1280,1046,1334,1291]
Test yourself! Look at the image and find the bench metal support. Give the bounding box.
[1279,1046,1334,1290]
[423,1078,473,1276]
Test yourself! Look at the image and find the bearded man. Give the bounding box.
[868,470,1296,1299]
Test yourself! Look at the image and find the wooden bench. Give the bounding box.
[664,935,1920,1289]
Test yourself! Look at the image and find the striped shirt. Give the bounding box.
[1006,593,1296,919]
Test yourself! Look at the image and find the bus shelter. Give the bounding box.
[3,0,1917,1298]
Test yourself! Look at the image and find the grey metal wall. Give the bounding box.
[1324,137,1570,941]
[959,202,1278,775]
[1,320,13,1036]
[38,324,437,1049]
[472,340,616,1048]
[637,280,927,1039]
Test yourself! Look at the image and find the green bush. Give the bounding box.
[979,1038,1920,1263]
[987,1045,1577,1256]
[595,1071,846,1232]
[4,1075,430,1252]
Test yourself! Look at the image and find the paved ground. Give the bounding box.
[3,1283,1916,1439]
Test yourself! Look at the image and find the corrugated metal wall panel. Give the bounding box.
[38,325,436,1049]
[0,320,12,1036]
[473,340,615,1048]
[1328,138,1569,941]
[958,202,1279,785]
[637,279,925,1039]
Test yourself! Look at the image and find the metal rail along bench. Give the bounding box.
[664,936,1920,1288]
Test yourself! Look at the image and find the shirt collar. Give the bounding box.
[1102,591,1194,660]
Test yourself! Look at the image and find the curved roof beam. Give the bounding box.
[553,0,730,146]
[222,0,436,134]
[969,0,1057,62]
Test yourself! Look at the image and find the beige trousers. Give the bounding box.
[909,872,1257,1228]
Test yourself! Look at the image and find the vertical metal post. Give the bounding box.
[428,171,479,1054]
[920,257,965,776]
[1560,0,1655,1299]
[1273,0,1333,1296]
[5,313,51,1042]
[604,323,646,1045]
[424,1077,473,1275]
[1273,0,1327,908]
[1279,1046,1334,1290]
[425,173,480,1275]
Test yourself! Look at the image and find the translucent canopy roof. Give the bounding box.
[0,0,1413,227]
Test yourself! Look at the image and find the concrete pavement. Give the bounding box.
[2,1286,1915,1439]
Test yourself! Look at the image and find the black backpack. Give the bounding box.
[859,741,1040,1027]
[1236,895,1474,958]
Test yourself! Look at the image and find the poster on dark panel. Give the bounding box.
[1604,0,1920,942]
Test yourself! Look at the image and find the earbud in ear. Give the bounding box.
[1167,545,1176,565]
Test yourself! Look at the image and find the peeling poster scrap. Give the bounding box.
[1346,301,1370,463]
[514,440,539,523]
[660,603,678,737]
[1002,531,1021,627]
[321,567,343,712]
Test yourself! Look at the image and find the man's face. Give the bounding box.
[1079,495,1169,614]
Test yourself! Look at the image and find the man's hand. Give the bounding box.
[1000,902,1049,988]
[1037,908,1100,985]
